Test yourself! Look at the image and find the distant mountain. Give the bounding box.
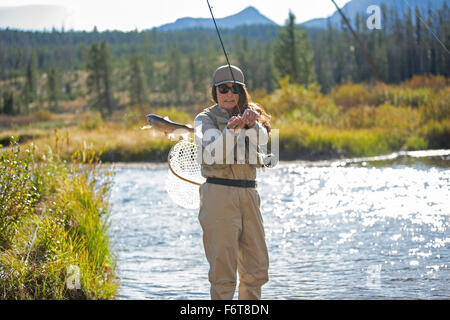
[300,0,449,29]
[157,6,277,32]
[0,5,74,31]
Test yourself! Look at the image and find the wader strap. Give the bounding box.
[206,177,257,188]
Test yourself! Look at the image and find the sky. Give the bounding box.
[0,0,352,31]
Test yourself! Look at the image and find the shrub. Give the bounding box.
[419,87,450,122]
[373,104,421,131]
[331,83,370,109]
[419,119,450,149]
[0,139,41,249]
[0,143,118,299]
[404,135,428,150]
[261,77,339,126]
[32,109,53,122]
[78,111,104,130]
[338,104,420,132]
[402,74,449,90]
[339,106,377,129]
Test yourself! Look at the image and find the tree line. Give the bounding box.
[0,3,448,117]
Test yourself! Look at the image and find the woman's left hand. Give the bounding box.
[242,109,259,128]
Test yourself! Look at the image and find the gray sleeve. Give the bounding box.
[194,113,239,165]
[242,121,269,166]
[251,121,269,146]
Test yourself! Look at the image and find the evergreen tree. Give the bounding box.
[87,43,103,112]
[47,67,60,111]
[2,89,14,115]
[273,12,316,86]
[129,54,147,105]
[142,34,155,92]
[86,41,115,117]
[23,51,38,110]
[187,51,204,103]
[166,45,183,104]
[263,42,278,93]
[100,41,114,115]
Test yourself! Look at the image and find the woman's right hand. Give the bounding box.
[227,116,245,130]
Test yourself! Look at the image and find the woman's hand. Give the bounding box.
[242,109,259,128]
[227,116,245,130]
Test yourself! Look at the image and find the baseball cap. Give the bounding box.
[212,65,245,87]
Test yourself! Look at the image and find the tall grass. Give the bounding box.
[256,75,449,158]
[0,138,118,299]
[2,75,448,162]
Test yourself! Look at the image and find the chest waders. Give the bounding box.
[197,105,269,300]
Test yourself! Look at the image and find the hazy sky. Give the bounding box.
[0,0,352,31]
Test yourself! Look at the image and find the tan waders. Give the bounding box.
[195,104,269,300]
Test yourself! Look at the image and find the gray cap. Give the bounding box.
[212,65,245,87]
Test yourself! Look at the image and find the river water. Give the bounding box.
[108,150,450,299]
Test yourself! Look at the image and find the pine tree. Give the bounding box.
[166,45,183,104]
[187,51,204,103]
[47,67,59,111]
[273,12,316,86]
[86,41,115,117]
[100,41,114,115]
[263,42,278,93]
[23,51,38,112]
[2,89,14,115]
[142,34,155,92]
[129,54,147,106]
[87,42,103,112]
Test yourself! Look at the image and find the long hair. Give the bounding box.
[211,84,272,134]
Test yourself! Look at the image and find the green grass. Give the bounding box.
[0,139,118,299]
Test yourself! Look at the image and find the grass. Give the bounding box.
[0,139,118,299]
[263,75,450,158]
[1,75,449,163]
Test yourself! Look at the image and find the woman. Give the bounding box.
[194,65,271,300]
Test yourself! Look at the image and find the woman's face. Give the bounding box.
[216,82,239,111]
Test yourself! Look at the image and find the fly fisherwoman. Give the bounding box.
[194,65,272,300]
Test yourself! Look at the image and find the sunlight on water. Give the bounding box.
[108,153,449,299]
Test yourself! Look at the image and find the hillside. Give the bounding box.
[157,6,277,32]
[300,0,449,29]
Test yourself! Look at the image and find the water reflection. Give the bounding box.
[108,151,449,299]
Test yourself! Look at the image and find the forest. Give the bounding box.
[0,3,448,115]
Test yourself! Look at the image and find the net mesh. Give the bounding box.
[165,139,205,209]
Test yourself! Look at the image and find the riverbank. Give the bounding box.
[0,141,118,299]
[7,121,448,163]
[2,75,448,163]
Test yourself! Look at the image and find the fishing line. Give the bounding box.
[164,1,278,209]
[206,0,242,116]
[402,0,449,55]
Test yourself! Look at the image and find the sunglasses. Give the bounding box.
[217,83,240,94]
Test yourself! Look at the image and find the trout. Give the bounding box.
[144,114,194,139]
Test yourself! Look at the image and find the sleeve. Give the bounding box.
[231,121,269,166]
[194,113,240,165]
[250,121,269,146]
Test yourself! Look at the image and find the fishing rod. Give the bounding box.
[330,0,382,82]
[206,0,242,116]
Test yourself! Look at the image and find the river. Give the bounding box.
[108,150,450,299]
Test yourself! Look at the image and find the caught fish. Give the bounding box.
[145,114,194,140]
